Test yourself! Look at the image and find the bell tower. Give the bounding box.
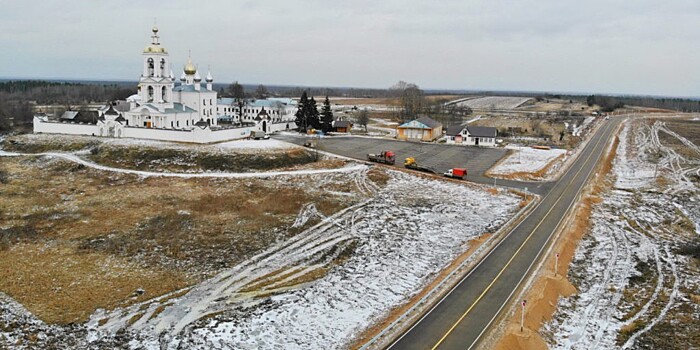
[139,26,173,106]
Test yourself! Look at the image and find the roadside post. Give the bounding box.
[521,299,527,332]
[555,253,559,276]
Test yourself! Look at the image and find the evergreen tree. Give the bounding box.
[307,97,320,130]
[295,91,309,133]
[321,95,333,132]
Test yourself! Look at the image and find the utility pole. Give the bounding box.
[555,253,559,277]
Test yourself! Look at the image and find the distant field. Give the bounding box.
[454,96,534,110]
[329,95,464,107]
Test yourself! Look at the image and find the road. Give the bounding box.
[386,118,621,349]
[273,134,553,195]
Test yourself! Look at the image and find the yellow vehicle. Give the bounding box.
[404,157,435,173]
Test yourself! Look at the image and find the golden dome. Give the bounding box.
[152,26,159,33]
[184,57,197,75]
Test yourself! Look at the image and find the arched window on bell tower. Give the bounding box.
[161,86,167,102]
[147,86,154,102]
[147,58,154,77]
[160,58,166,77]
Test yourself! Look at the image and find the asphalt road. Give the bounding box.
[386,118,621,350]
[273,134,553,194]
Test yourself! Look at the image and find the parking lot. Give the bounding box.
[274,134,555,192]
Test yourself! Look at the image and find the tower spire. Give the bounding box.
[151,18,160,45]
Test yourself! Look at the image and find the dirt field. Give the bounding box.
[0,145,366,325]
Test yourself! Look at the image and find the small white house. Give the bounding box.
[445,125,498,147]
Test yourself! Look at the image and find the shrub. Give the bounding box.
[676,238,700,260]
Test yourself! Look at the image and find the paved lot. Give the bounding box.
[274,134,552,193]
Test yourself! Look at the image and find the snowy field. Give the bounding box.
[454,96,533,110]
[488,145,568,179]
[0,168,521,349]
[543,119,700,349]
[571,116,596,137]
[86,171,519,349]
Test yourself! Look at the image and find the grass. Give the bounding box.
[367,168,391,186]
[0,152,362,325]
[2,134,100,153]
[87,145,317,173]
[675,238,700,260]
[0,244,189,324]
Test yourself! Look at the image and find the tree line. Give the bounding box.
[0,80,134,132]
[586,94,700,113]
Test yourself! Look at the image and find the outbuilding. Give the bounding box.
[333,120,353,133]
[397,117,443,141]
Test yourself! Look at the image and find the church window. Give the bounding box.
[162,86,167,102]
[160,59,166,77]
[147,58,154,77]
[147,86,154,102]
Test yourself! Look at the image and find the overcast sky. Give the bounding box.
[2,0,700,96]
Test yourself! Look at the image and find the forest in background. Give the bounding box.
[2,79,699,133]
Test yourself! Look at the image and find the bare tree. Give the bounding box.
[255,84,268,99]
[356,108,370,132]
[389,81,425,122]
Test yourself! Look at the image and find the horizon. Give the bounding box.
[2,76,699,100]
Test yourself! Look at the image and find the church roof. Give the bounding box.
[139,103,197,114]
[173,84,212,92]
[104,105,119,115]
[194,119,209,129]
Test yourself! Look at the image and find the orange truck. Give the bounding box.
[443,168,467,179]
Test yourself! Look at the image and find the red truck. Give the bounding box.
[367,151,396,165]
[444,168,467,179]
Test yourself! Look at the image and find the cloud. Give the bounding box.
[1,0,699,96]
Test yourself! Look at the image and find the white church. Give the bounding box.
[34,26,297,143]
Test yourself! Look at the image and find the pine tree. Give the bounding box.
[307,97,320,130]
[321,95,333,133]
[295,91,308,133]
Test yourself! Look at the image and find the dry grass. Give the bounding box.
[0,152,360,324]
[0,244,189,324]
[367,168,391,186]
[88,145,317,173]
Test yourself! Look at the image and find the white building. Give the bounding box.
[445,125,498,147]
[33,26,297,143]
[216,97,298,133]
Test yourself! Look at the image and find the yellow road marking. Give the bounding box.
[430,121,614,350]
